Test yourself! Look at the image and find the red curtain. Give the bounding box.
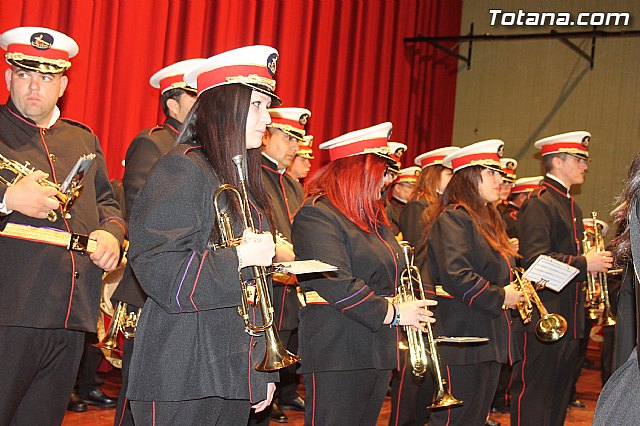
[0,0,462,177]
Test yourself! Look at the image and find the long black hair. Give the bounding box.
[613,153,640,263]
[177,84,273,232]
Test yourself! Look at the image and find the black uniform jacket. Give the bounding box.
[517,176,587,340]
[127,143,277,402]
[628,197,640,363]
[399,195,431,276]
[292,195,403,373]
[261,154,303,331]
[427,205,519,366]
[112,117,181,308]
[0,100,125,331]
[498,202,519,239]
[386,196,405,236]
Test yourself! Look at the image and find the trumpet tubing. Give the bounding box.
[512,268,567,342]
[398,241,462,408]
[212,155,299,372]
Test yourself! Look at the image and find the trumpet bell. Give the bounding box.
[535,314,567,342]
[431,386,464,409]
[255,327,300,372]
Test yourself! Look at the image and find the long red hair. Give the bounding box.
[304,154,390,232]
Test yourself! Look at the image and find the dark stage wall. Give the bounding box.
[0,0,461,177]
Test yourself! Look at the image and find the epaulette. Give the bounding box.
[527,186,546,200]
[147,125,164,136]
[60,117,94,134]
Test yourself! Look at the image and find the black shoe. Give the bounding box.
[569,399,586,408]
[279,396,305,412]
[485,418,501,426]
[67,392,88,412]
[491,406,510,414]
[78,387,117,408]
[270,402,288,423]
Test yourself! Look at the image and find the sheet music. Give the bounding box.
[522,254,579,292]
[60,154,96,193]
[273,260,338,275]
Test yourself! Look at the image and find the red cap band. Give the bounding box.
[451,152,500,171]
[512,183,539,193]
[271,117,304,132]
[418,154,446,168]
[541,142,588,155]
[7,43,69,61]
[197,64,273,94]
[159,74,185,92]
[329,137,389,161]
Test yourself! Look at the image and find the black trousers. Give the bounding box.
[76,332,105,393]
[303,368,391,426]
[428,361,501,426]
[114,332,135,426]
[510,331,580,426]
[389,349,434,426]
[276,328,301,402]
[130,397,250,426]
[0,326,84,426]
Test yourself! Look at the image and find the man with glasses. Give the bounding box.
[512,131,613,426]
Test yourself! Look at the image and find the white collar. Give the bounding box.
[546,173,571,197]
[43,106,60,129]
[262,152,285,173]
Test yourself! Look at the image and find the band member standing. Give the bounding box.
[500,176,543,239]
[0,26,125,424]
[292,122,436,426]
[384,141,407,235]
[390,146,458,426]
[287,134,314,184]
[496,158,518,240]
[387,166,420,238]
[125,45,280,425]
[112,58,203,426]
[425,140,523,426]
[513,131,613,426]
[260,107,311,422]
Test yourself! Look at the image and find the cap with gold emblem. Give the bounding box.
[150,58,206,94]
[415,146,460,169]
[268,107,311,142]
[296,135,314,159]
[444,139,505,174]
[511,176,543,194]
[500,158,518,183]
[534,131,590,160]
[386,142,407,174]
[184,45,281,105]
[0,26,79,73]
[319,122,394,162]
[394,166,421,184]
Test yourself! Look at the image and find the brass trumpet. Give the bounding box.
[397,241,462,408]
[512,268,567,342]
[0,153,80,221]
[213,154,299,372]
[95,301,142,368]
[582,212,616,326]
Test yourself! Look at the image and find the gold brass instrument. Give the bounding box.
[582,212,616,326]
[397,241,462,408]
[213,154,299,372]
[0,153,80,222]
[512,267,567,342]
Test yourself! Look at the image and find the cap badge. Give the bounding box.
[497,144,504,157]
[505,161,516,170]
[394,147,406,157]
[30,32,54,50]
[299,113,309,125]
[581,135,590,147]
[267,53,278,77]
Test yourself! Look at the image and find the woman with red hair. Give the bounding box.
[291,123,436,425]
[424,140,523,426]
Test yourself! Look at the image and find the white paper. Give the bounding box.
[273,260,338,275]
[60,154,96,194]
[523,254,580,292]
[435,336,489,343]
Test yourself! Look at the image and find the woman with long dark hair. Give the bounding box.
[125,46,280,425]
[593,152,640,426]
[424,140,523,426]
[389,146,458,426]
[291,123,436,426]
